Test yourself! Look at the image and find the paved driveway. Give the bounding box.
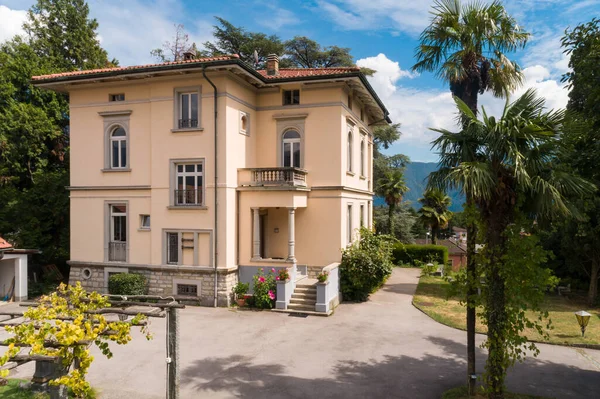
[5,268,600,398]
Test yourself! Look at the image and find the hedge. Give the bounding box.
[393,244,448,266]
[108,273,148,295]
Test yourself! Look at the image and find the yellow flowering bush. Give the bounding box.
[0,282,152,398]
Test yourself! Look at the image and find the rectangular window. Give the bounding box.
[166,232,179,264]
[179,92,199,128]
[347,204,353,245]
[174,162,204,206]
[108,204,127,262]
[177,284,198,296]
[140,215,150,230]
[109,93,125,102]
[360,205,365,227]
[283,89,300,105]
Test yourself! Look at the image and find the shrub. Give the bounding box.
[232,282,249,299]
[252,268,276,309]
[108,273,148,295]
[340,227,395,301]
[393,244,448,266]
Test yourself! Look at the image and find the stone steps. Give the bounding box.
[288,283,317,312]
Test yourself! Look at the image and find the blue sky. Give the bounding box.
[1,0,599,162]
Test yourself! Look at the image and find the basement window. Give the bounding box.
[177,284,198,297]
[109,93,125,102]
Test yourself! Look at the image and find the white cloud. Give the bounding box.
[0,5,27,43]
[316,0,431,34]
[253,1,299,31]
[358,53,570,162]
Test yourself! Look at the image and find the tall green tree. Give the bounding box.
[284,36,353,68]
[418,189,452,245]
[0,0,113,271]
[554,18,600,305]
[201,17,285,67]
[376,170,409,235]
[413,1,529,392]
[431,90,593,397]
[24,0,114,71]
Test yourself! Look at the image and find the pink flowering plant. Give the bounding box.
[277,268,290,282]
[252,268,277,309]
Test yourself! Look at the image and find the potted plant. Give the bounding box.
[233,282,249,307]
[317,271,329,283]
[277,268,290,282]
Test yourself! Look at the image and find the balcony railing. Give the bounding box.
[108,241,127,262]
[249,167,307,187]
[178,119,198,129]
[174,189,203,206]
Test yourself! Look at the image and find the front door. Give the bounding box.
[259,214,266,258]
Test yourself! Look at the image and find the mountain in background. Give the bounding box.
[374,162,465,212]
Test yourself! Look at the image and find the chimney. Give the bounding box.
[266,54,279,76]
[182,51,195,61]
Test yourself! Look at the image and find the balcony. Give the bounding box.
[108,241,127,262]
[174,189,203,206]
[178,119,198,129]
[240,167,308,188]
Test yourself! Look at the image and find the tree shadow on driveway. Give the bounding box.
[180,336,600,398]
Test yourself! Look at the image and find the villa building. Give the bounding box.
[32,54,391,312]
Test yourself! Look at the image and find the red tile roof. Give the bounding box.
[0,236,13,250]
[257,67,360,79]
[31,55,241,81]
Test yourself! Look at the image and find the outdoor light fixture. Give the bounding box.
[574,310,592,337]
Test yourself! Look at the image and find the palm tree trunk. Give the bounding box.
[588,258,599,307]
[465,199,477,395]
[388,204,395,236]
[485,215,509,399]
[432,225,439,245]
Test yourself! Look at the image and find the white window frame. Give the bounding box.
[347,130,354,173]
[347,203,353,245]
[360,204,365,228]
[104,201,129,263]
[282,89,300,105]
[282,129,301,168]
[139,214,150,230]
[109,93,125,102]
[169,159,206,208]
[173,86,202,131]
[100,110,131,172]
[109,126,127,169]
[360,138,366,177]
[239,111,250,135]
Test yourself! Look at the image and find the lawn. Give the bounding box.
[0,379,48,399]
[442,386,549,399]
[413,275,600,346]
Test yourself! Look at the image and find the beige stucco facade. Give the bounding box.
[34,56,389,306]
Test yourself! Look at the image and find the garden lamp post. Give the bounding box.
[426,231,430,245]
[574,310,591,337]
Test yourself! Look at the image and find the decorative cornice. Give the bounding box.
[272,113,309,120]
[98,110,132,117]
[67,185,150,191]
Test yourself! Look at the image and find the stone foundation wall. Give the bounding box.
[69,264,238,307]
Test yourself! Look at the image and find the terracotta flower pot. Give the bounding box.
[236,298,246,307]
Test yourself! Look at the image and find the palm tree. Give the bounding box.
[418,189,452,245]
[376,170,409,235]
[431,90,594,398]
[413,1,529,391]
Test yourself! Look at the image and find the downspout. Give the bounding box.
[203,67,219,308]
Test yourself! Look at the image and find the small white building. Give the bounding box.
[0,236,30,301]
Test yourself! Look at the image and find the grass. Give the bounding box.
[442,386,550,399]
[0,380,48,399]
[413,275,600,346]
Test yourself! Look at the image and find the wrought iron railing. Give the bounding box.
[249,167,307,187]
[174,189,203,206]
[178,119,198,129]
[108,241,127,262]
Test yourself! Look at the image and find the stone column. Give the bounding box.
[287,207,296,262]
[252,208,261,260]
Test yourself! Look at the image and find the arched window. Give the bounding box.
[110,126,127,168]
[347,130,353,172]
[360,139,365,176]
[282,129,301,168]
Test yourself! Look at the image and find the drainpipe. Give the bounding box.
[203,67,219,308]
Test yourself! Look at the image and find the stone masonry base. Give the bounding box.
[69,264,238,307]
